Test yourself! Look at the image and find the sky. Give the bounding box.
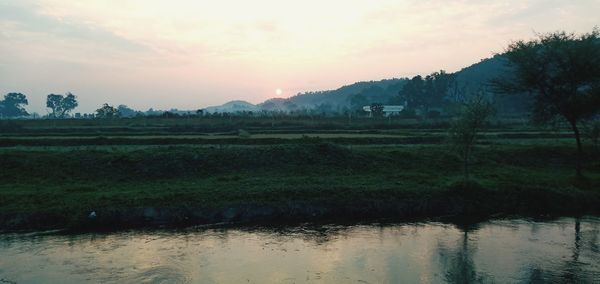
[1,0,599,114]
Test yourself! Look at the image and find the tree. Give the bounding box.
[0,93,29,118]
[161,111,179,118]
[96,103,120,118]
[449,94,494,182]
[46,93,78,118]
[398,71,455,114]
[370,103,384,117]
[399,75,425,109]
[423,70,455,111]
[117,105,137,118]
[493,30,600,177]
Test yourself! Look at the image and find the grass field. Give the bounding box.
[0,117,598,231]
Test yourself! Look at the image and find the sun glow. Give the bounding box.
[1,0,598,112]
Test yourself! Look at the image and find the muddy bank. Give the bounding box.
[2,188,598,232]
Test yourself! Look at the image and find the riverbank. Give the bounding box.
[1,143,599,231]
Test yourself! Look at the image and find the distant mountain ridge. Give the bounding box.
[205,55,510,113]
[204,100,259,113]
[204,78,409,113]
[284,78,408,108]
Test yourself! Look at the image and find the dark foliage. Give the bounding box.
[96,103,120,119]
[0,93,28,118]
[493,29,600,177]
[46,93,78,118]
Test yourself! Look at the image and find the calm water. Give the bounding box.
[1,217,599,283]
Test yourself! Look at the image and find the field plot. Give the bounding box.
[0,117,598,231]
[0,117,577,148]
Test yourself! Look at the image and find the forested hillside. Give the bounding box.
[206,54,530,115]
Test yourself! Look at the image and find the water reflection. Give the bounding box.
[0,217,599,283]
[520,217,600,283]
[437,230,489,283]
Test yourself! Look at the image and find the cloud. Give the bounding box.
[0,1,147,53]
[1,0,598,113]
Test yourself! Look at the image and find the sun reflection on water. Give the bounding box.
[0,217,599,283]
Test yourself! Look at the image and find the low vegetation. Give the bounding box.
[0,134,598,230]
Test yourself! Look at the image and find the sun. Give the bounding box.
[275,88,283,96]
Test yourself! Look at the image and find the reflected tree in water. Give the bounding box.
[437,224,490,283]
[523,218,600,283]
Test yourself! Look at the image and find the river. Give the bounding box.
[0,217,599,283]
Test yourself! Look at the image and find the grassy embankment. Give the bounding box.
[1,143,599,231]
[0,117,598,231]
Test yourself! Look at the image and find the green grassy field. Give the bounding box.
[0,117,598,231]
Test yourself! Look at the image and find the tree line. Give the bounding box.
[0,93,161,119]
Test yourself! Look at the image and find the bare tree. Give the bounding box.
[449,94,495,182]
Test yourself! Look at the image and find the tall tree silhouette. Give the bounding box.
[46,93,78,118]
[493,30,600,177]
[0,93,29,118]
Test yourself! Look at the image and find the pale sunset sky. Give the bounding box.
[0,0,598,113]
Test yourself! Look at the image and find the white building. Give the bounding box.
[362,105,405,116]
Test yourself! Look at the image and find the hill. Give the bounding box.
[205,54,528,114]
[283,78,409,111]
[262,55,512,112]
[454,54,507,89]
[204,100,259,113]
[455,55,531,113]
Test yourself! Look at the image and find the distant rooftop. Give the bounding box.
[362,105,405,112]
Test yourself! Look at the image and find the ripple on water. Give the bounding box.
[0,217,599,283]
[126,265,191,284]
